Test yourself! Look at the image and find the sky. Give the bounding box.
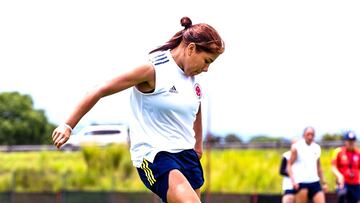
[1,0,360,140]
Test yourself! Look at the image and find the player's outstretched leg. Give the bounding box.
[167,169,201,203]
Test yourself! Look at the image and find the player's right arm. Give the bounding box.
[331,147,344,188]
[287,146,298,190]
[52,64,155,149]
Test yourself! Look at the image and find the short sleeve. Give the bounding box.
[317,144,321,158]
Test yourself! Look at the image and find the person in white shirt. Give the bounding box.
[287,127,328,203]
[51,16,224,203]
[279,137,298,203]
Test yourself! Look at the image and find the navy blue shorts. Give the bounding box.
[344,184,360,202]
[284,189,296,195]
[297,181,322,200]
[136,149,204,203]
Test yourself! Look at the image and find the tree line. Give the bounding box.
[207,132,344,145]
[0,92,55,145]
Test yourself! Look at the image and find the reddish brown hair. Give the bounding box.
[150,17,225,54]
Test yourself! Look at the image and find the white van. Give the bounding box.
[62,124,129,150]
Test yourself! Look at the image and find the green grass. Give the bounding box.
[0,146,337,193]
[200,148,336,194]
[0,145,144,192]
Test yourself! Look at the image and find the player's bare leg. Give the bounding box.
[282,194,295,203]
[312,191,325,203]
[295,189,308,203]
[167,169,201,203]
[195,188,201,199]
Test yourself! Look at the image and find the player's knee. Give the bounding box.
[167,170,201,203]
[167,183,200,202]
[179,197,201,203]
[167,185,201,203]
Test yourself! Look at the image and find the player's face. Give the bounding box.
[345,140,356,150]
[303,129,315,144]
[183,44,220,76]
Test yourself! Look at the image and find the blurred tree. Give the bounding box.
[224,133,242,143]
[0,92,55,145]
[321,133,343,141]
[249,135,282,143]
[205,133,222,145]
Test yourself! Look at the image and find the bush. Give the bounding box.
[13,168,61,192]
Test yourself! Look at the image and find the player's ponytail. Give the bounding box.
[149,17,224,54]
[180,16,192,29]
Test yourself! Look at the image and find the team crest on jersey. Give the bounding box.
[194,83,202,99]
[354,155,359,163]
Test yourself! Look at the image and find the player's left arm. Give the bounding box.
[331,148,344,187]
[193,104,203,159]
[317,158,328,192]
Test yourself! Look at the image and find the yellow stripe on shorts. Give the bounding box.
[141,162,153,185]
[141,159,156,186]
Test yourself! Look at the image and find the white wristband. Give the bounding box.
[62,123,73,132]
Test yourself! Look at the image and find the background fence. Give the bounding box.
[0,140,344,152]
[0,191,339,203]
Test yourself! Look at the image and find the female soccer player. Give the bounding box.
[52,16,224,203]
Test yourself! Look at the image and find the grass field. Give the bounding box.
[202,148,336,193]
[0,145,337,193]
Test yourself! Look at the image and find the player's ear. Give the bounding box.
[187,43,196,56]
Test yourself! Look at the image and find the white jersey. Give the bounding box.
[292,138,321,183]
[129,50,202,167]
[282,151,293,191]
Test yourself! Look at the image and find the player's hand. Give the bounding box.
[322,183,329,192]
[292,182,299,190]
[337,175,344,189]
[194,147,203,159]
[52,124,72,149]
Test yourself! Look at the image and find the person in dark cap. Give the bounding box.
[331,131,360,203]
